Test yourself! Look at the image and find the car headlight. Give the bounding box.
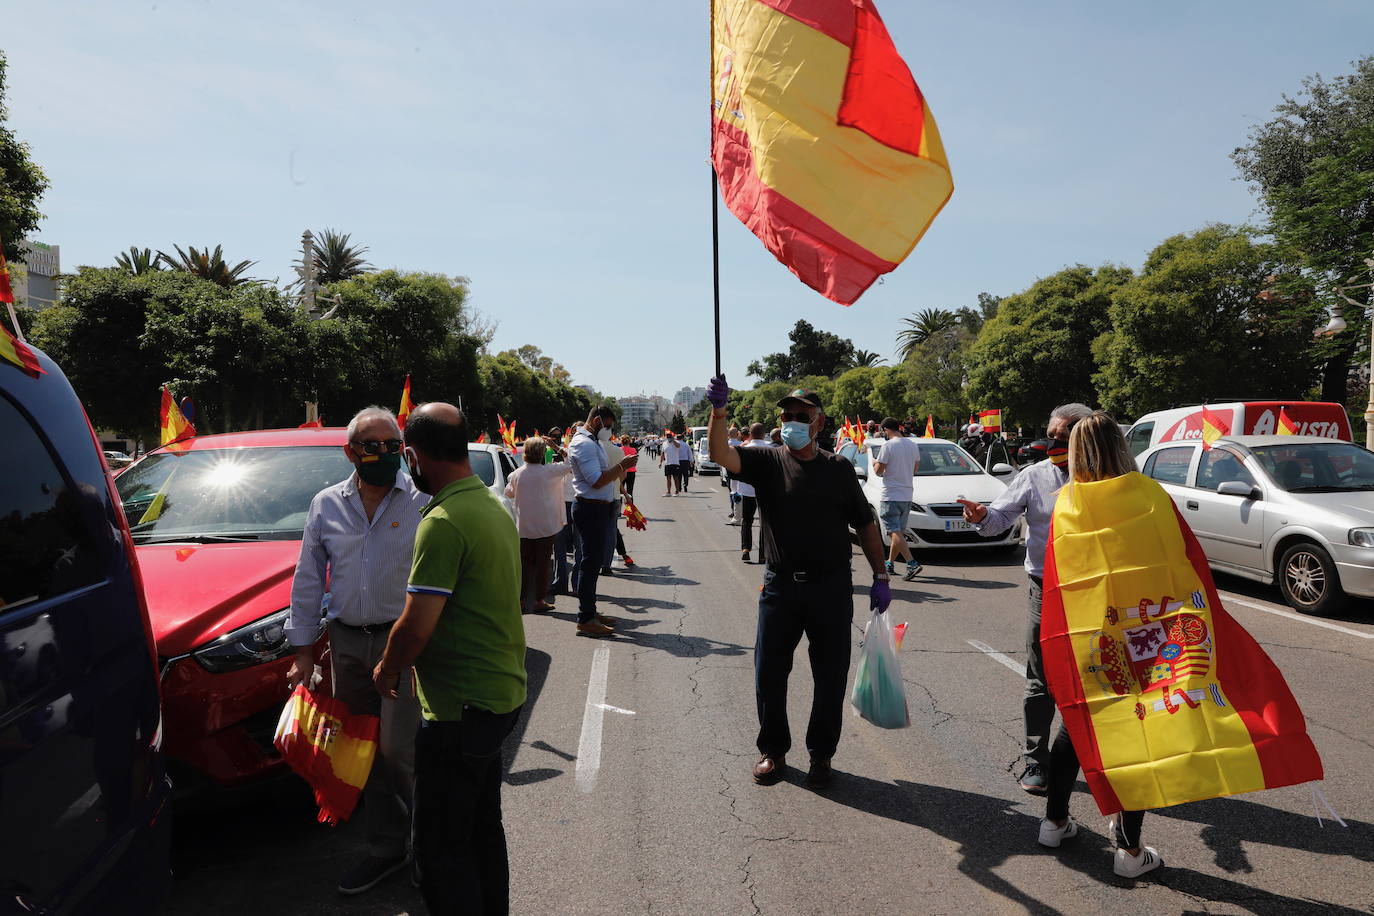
[1349,528,1374,548]
[192,609,292,673]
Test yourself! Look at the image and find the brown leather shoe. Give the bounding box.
[804,755,833,789]
[752,754,786,785]
[576,621,614,638]
[595,614,617,628]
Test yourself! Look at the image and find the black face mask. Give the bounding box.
[406,448,434,494]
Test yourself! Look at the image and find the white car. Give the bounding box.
[839,437,1022,550]
[467,442,519,518]
[1136,435,1374,612]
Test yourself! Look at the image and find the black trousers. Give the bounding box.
[755,567,853,759]
[413,707,522,915]
[573,500,614,622]
[739,495,757,551]
[1044,723,1144,848]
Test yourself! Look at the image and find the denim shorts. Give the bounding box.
[879,500,912,537]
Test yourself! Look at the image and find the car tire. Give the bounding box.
[1276,541,1347,614]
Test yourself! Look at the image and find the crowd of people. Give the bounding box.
[276,382,1244,913]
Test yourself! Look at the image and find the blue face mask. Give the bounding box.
[780,420,813,450]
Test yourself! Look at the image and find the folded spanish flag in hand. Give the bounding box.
[274,684,380,825]
[1041,472,1322,815]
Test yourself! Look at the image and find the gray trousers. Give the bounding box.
[1024,576,1056,766]
[330,623,422,859]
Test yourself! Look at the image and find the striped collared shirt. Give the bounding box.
[568,428,614,500]
[286,469,429,646]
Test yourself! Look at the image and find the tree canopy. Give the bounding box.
[0,52,49,246]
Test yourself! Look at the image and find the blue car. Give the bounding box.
[0,343,172,913]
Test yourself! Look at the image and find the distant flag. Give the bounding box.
[979,409,1002,433]
[1200,405,1228,451]
[397,374,414,430]
[968,412,976,428]
[0,319,43,376]
[298,417,324,428]
[711,0,954,304]
[923,415,935,438]
[476,431,489,444]
[499,415,518,452]
[1277,406,1299,436]
[853,418,867,449]
[0,240,13,305]
[159,386,196,446]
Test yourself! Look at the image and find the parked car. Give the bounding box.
[1136,435,1374,612]
[103,449,134,468]
[838,437,1022,550]
[113,428,517,790]
[1,345,172,913]
[1125,400,1351,457]
[689,426,719,474]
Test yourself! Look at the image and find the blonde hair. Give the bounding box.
[523,436,547,464]
[1067,411,1135,483]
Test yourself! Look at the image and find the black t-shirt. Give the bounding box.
[733,445,874,572]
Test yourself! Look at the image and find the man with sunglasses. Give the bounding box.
[285,406,428,896]
[706,377,891,790]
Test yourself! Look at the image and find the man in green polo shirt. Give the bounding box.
[374,402,526,916]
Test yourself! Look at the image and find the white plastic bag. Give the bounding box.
[850,610,910,728]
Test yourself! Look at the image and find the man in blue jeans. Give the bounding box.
[707,378,891,789]
[566,405,636,638]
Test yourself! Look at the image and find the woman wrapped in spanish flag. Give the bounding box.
[1037,413,1321,879]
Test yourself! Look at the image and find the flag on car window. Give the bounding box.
[1040,472,1322,815]
[711,0,953,305]
[0,241,14,305]
[274,684,380,825]
[0,321,42,377]
[159,386,196,447]
[923,414,934,438]
[1200,405,1228,450]
[397,374,414,430]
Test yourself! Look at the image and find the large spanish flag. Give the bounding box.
[274,684,380,825]
[1041,472,1321,815]
[711,0,953,305]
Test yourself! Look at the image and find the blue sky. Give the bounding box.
[7,1,1373,400]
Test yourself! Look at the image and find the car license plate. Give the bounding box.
[944,519,973,532]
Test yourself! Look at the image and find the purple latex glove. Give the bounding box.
[706,374,730,409]
[870,578,892,614]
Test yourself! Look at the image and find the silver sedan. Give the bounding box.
[1136,435,1374,613]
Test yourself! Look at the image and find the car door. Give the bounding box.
[1183,446,1265,574]
[1141,444,1198,510]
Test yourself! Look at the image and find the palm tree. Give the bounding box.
[848,349,886,368]
[311,228,372,284]
[114,246,161,274]
[157,244,257,287]
[896,308,958,360]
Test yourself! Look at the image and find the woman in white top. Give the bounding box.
[504,437,571,612]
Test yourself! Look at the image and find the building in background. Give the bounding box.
[11,241,61,309]
[617,394,673,433]
[673,386,706,413]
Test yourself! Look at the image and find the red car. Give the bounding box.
[114,428,353,788]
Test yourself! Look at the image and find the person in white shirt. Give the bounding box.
[872,416,923,581]
[724,426,743,524]
[736,423,771,562]
[505,437,572,612]
[660,433,685,495]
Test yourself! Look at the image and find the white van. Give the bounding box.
[1125,401,1352,457]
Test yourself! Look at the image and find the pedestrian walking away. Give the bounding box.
[660,432,684,495]
[375,402,529,915]
[735,423,769,562]
[872,417,923,581]
[707,376,891,791]
[567,405,637,637]
[285,405,427,897]
[957,402,1093,796]
[504,436,571,613]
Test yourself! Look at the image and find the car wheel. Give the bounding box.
[1277,541,1347,614]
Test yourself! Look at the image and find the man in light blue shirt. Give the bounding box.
[285,406,428,895]
[956,402,1092,797]
[567,405,636,637]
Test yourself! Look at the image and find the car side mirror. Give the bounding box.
[991,463,1015,476]
[1216,480,1260,499]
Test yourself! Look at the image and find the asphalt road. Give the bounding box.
[166,475,1374,915]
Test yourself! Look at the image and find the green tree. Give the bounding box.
[114,246,161,274]
[1096,226,1319,417]
[669,411,687,435]
[901,326,974,424]
[831,366,885,419]
[746,319,856,382]
[0,52,49,246]
[157,244,258,287]
[953,293,1002,337]
[476,350,593,439]
[311,228,372,284]
[966,265,1133,424]
[847,349,886,368]
[896,308,958,360]
[1232,57,1374,404]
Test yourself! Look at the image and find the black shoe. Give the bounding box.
[804,756,833,789]
[1018,760,1048,796]
[741,550,750,563]
[601,566,614,576]
[338,855,409,895]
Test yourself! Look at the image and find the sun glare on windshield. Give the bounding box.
[202,459,251,490]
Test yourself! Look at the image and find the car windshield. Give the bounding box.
[1249,443,1374,492]
[915,443,982,476]
[115,446,353,543]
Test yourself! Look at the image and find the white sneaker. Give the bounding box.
[1113,846,1163,878]
[1037,816,1078,848]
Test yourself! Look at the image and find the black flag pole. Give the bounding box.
[708,0,722,379]
[711,166,722,377]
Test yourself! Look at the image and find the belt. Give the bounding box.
[330,619,396,635]
[575,496,614,504]
[765,563,849,583]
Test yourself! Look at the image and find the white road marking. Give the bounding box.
[967,639,1023,674]
[595,703,636,715]
[1219,593,1374,640]
[575,647,611,793]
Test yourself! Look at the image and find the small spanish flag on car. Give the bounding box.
[1200,405,1229,450]
[1277,406,1299,436]
[978,409,1002,433]
[159,386,196,447]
